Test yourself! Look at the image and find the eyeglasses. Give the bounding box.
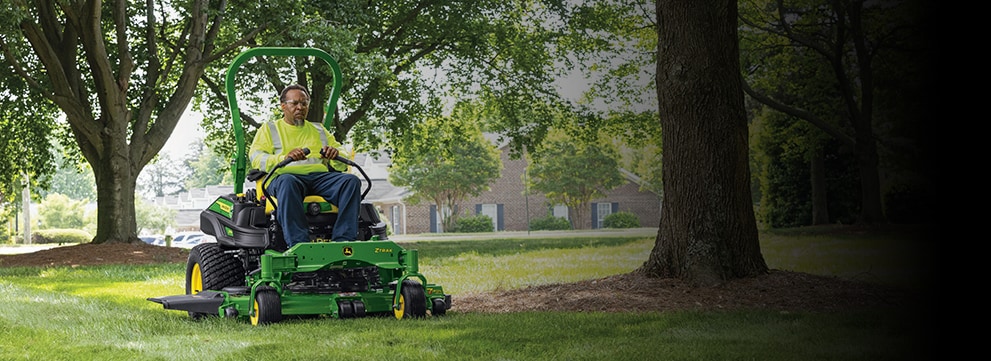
[283,100,310,108]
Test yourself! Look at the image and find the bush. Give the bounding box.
[529,215,572,231]
[603,212,640,229]
[453,214,494,233]
[31,229,93,244]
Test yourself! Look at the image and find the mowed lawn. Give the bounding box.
[0,226,931,361]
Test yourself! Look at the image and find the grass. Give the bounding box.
[0,226,930,360]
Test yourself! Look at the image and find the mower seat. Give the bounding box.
[245,169,339,215]
[254,181,339,216]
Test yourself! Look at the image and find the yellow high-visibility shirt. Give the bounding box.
[249,120,347,175]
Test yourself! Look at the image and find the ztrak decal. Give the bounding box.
[208,198,234,218]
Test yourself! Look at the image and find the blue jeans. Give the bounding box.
[267,171,361,247]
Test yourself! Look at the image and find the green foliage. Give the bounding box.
[199,0,574,158]
[184,142,231,188]
[528,130,623,229]
[751,110,860,227]
[37,194,86,229]
[137,153,190,197]
[0,97,60,219]
[37,144,96,201]
[528,215,573,231]
[453,214,494,233]
[30,228,92,244]
[390,101,502,232]
[603,211,639,228]
[739,0,931,225]
[135,197,176,235]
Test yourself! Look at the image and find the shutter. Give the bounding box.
[476,204,482,215]
[429,205,437,233]
[591,203,598,229]
[612,202,619,213]
[497,204,504,231]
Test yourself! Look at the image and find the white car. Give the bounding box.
[170,232,207,249]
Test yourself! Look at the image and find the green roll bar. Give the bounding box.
[225,47,343,193]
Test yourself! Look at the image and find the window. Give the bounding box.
[596,203,614,229]
[480,204,498,231]
[552,204,569,220]
[434,205,451,232]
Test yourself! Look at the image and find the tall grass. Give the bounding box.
[0,227,928,360]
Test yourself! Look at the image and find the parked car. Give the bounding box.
[170,232,207,249]
[140,235,165,246]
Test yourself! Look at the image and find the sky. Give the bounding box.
[160,106,204,159]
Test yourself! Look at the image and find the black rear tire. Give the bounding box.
[186,243,245,319]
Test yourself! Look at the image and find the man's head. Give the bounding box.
[280,84,310,126]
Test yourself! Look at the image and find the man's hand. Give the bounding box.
[286,148,309,161]
[320,146,339,159]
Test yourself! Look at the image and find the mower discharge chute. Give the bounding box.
[148,47,450,325]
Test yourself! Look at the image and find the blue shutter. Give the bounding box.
[612,202,619,213]
[429,205,437,233]
[476,204,482,215]
[497,204,504,231]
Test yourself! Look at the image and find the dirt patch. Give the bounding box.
[0,243,190,268]
[0,242,923,313]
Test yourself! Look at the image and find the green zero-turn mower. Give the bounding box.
[148,47,451,325]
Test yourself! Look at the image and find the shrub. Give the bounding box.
[603,212,640,229]
[31,229,93,244]
[529,215,572,231]
[454,214,494,233]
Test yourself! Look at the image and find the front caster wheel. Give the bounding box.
[251,286,282,326]
[394,279,426,319]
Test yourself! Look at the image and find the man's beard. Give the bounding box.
[291,117,305,126]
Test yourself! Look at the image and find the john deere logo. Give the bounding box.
[343,247,353,256]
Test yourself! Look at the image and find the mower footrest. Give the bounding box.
[147,291,225,314]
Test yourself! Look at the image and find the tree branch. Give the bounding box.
[741,78,855,146]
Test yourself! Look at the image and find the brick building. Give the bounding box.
[369,136,662,235]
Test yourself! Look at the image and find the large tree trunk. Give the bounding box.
[638,0,768,286]
[92,151,139,243]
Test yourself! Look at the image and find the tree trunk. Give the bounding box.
[854,124,885,224]
[92,151,139,244]
[811,148,829,225]
[638,0,768,286]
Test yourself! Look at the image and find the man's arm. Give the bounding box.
[249,122,277,173]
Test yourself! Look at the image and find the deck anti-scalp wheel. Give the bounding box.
[251,286,282,325]
[393,279,427,319]
[185,243,244,319]
[431,298,447,316]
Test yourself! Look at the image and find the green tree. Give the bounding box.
[37,193,86,229]
[138,153,189,197]
[184,141,230,189]
[38,146,97,202]
[738,0,930,224]
[0,95,59,220]
[389,101,502,232]
[195,0,576,159]
[527,130,623,230]
[0,0,263,243]
[135,197,175,235]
